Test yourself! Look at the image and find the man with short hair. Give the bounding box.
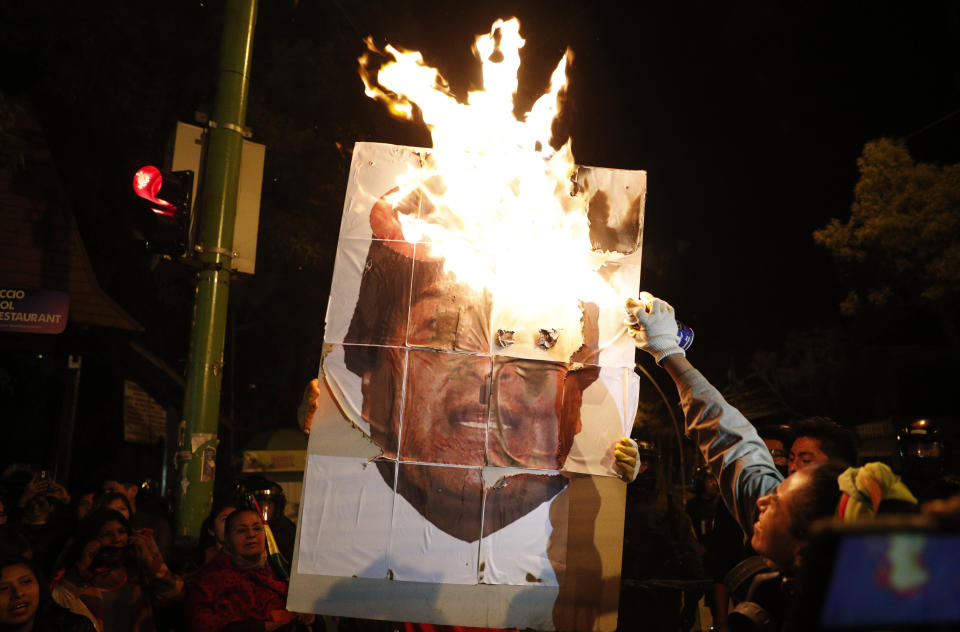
[787,416,859,475]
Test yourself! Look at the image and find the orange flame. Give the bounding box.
[360,18,635,358]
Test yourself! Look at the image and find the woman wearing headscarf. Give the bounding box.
[186,509,316,632]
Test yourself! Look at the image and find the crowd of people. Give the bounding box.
[0,467,316,632]
[3,293,959,632]
[621,293,960,631]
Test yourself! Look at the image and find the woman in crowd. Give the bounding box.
[49,492,139,589]
[186,508,315,632]
[197,502,239,567]
[0,555,94,632]
[53,510,182,632]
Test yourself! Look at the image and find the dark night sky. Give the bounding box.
[316,1,960,375]
[2,0,959,434]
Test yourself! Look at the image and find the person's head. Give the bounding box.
[0,557,44,629]
[74,491,96,522]
[341,220,600,542]
[342,240,494,462]
[95,492,133,522]
[758,424,793,477]
[751,462,846,572]
[223,509,265,562]
[21,494,55,526]
[204,501,239,549]
[95,516,130,550]
[836,462,919,520]
[788,417,858,475]
[101,467,140,514]
[237,477,284,523]
[71,510,132,571]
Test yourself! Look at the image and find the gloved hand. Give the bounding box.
[614,437,642,482]
[296,378,321,434]
[624,292,685,365]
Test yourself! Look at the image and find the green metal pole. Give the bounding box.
[176,0,257,539]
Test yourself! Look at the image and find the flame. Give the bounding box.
[359,18,631,356]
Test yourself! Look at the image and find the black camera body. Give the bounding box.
[724,556,793,632]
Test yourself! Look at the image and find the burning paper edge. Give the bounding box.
[293,139,642,628]
[320,142,647,475]
[335,143,647,262]
[337,143,426,241]
[575,166,646,261]
[329,142,646,367]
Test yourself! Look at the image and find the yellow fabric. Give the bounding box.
[837,462,917,521]
[264,522,282,558]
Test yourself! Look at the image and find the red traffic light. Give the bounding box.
[133,165,178,217]
[131,167,194,257]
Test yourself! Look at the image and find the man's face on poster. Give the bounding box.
[351,250,595,542]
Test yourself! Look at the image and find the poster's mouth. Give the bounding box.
[448,403,488,429]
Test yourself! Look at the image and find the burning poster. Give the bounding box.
[289,19,645,632]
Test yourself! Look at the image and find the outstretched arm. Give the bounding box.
[626,295,782,536]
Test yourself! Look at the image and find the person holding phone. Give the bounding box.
[54,509,183,632]
[16,470,72,576]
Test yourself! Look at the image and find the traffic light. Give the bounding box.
[132,166,194,257]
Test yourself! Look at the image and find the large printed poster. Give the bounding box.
[289,142,645,631]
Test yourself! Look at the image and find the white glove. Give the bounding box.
[624,292,685,365]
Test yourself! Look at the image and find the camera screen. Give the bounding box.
[820,532,960,628]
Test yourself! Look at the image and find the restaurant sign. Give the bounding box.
[0,288,69,334]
